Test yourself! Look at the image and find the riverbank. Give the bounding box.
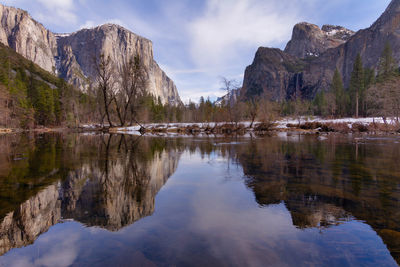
[2,117,399,136]
[111,117,400,136]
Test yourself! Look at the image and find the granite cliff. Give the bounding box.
[0,4,181,105]
[242,0,400,101]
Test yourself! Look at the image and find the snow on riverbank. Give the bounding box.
[114,122,255,134]
[275,117,389,129]
[110,117,396,135]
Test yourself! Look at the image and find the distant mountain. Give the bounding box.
[242,0,400,101]
[214,88,240,106]
[0,4,181,105]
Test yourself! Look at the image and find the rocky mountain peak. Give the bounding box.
[242,0,400,102]
[0,4,57,73]
[284,22,354,59]
[321,25,354,40]
[0,4,181,105]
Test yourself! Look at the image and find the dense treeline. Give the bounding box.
[200,41,400,124]
[0,44,89,128]
[0,45,185,128]
[173,42,400,125]
[83,39,400,127]
[1,40,400,130]
[295,42,400,121]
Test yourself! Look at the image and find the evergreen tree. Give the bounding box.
[349,54,364,118]
[331,69,345,117]
[313,91,326,116]
[0,56,10,85]
[377,41,397,81]
[362,68,375,116]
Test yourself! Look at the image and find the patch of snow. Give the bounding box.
[274,117,391,129]
[325,29,338,36]
[112,117,396,135]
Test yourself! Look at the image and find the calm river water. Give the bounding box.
[0,133,399,267]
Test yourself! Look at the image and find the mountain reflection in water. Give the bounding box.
[0,134,180,255]
[0,133,399,266]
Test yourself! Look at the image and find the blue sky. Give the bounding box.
[2,0,392,103]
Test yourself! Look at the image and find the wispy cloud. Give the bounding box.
[2,0,78,26]
[36,0,78,25]
[188,0,315,67]
[1,0,392,103]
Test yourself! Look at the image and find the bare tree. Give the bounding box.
[115,54,148,126]
[258,95,279,123]
[220,77,240,123]
[246,95,259,128]
[293,98,310,125]
[94,54,116,127]
[367,77,400,122]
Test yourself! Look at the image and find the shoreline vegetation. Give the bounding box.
[1,39,400,137]
[111,117,400,136]
[3,117,399,136]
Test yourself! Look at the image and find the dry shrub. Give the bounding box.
[351,123,369,133]
[185,125,201,134]
[216,123,236,134]
[320,123,350,133]
[151,127,167,133]
[368,122,400,133]
[299,122,323,130]
[254,122,275,132]
[203,125,213,133]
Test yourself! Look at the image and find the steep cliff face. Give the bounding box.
[242,0,400,100]
[0,5,57,73]
[242,48,307,100]
[0,4,181,105]
[321,0,400,86]
[284,22,354,58]
[56,24,181,105]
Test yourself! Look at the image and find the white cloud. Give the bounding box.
[5,0,79,26]
[79,20,96,29]
[37,0,74,9]
[188,0,315,67]
[180,88,225,104]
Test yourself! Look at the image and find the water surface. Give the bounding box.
[0,133,399,267]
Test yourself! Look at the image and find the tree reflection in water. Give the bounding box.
[0,133,399,265]
[0,133,180,254]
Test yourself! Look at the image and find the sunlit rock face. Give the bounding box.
[0,184,61,255]
[56,24,181,105]
[0,5,57,73]
[0,4,181,105]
